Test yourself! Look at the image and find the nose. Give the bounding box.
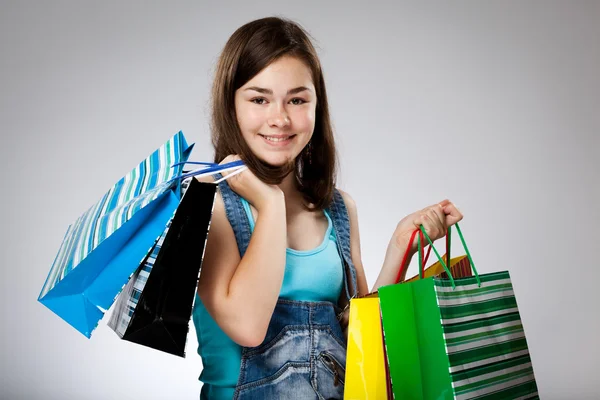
[267,108,291,128]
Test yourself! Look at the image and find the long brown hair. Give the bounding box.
[210,16,337,210]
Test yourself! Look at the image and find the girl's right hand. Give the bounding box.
[219,155,284,211]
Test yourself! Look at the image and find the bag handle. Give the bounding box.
[167,160,246,184]
[394,223,480,288]
[394,229,432,284]
[446,226,451,270]
[420,223,480,287]
[171,161,219,168]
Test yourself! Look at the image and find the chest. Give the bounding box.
[247,204,330,251]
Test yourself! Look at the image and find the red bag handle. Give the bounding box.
[393,229,432,284]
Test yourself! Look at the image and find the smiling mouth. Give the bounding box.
[259,134,297,143]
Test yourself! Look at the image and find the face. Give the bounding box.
[234,55,317,167]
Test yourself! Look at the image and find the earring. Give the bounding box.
[306,141,313,165]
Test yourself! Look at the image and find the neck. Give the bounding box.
[278,172,298,199]
[278,173,304,209]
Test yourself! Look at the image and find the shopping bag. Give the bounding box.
[107,177,216,357]
[379,224,539,399]
[344,295,390,399]
[38,131,194,337]
[344,229,472,399]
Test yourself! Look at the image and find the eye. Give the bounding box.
[251,97,267,105]
[290,98,307,105]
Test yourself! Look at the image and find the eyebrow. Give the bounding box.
[244,86,311,95]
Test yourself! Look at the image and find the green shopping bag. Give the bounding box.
[379,225,539,399]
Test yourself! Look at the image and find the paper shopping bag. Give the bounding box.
[107,177,217,357]
[379,225,539,399]
[344,229,473,399]
[38,131,193,337]
[344,295,390,399]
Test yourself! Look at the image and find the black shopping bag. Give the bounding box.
[108,177,216,357]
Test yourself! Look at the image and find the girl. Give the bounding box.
[192,16,463,400]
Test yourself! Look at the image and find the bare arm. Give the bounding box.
[373,199,464,291]
[372,235,416,291]
[196,178,287,348]
[343,195,463,294]
[339,190,415,295]
[336,190,416,332]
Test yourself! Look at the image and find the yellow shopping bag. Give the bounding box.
[344,295,390,400]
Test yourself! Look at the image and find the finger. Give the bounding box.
[412,213,425,229]
[218,155,243,178]
[441,201,464,225]
[438,199,452,208]
[414,213,435,245]
[219,154,241,165]
[428,205,447,234]
[424,209,443,240]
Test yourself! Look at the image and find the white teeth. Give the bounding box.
[263,135,292,142]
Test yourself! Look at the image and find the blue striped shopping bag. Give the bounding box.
[38,131,200,338]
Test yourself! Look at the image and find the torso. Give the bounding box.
[194,173,330,252]
[245,202,329,251]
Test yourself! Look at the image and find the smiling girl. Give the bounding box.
[191,16,463,400]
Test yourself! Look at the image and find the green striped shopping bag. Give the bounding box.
[379,225,538,399]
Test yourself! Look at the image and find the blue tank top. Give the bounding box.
[192,197,344,399]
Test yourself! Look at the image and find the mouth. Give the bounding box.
[259,134,297,146]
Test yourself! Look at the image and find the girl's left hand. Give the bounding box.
[393,199,464,254]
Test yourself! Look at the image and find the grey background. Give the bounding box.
[1,1,598,399]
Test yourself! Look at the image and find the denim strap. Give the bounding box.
[213,173,358,301]
[326,189,359,301]
[213,173,253,258]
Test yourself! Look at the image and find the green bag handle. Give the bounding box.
[446,226,451,271]
[416,228,455,286]
[419,223,480,288]
[416,227,448,280]
[418,231,423,279]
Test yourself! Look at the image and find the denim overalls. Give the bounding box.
[215,175,358,400]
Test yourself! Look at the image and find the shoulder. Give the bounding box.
[335,188,358,218]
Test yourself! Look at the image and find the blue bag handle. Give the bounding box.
[171,161,219,168]
[167,160,246,184]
